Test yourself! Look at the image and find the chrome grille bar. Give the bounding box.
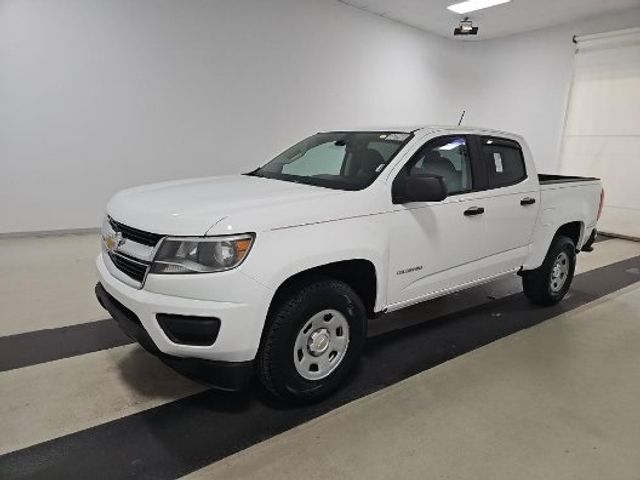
[102,217,165,287]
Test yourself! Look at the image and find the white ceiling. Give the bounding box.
[337,0,640,40]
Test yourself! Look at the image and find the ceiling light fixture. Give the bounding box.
[447,0,511,15]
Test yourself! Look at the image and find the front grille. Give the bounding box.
[105,218,165,285]
[109,218,164,247]
[108,251,148,283]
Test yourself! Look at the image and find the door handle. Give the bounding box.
[520,197,536,206]
[464,206,485,216]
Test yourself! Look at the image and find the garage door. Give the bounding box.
[559,27,640,239]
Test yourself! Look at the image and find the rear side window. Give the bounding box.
[481,137,526,188]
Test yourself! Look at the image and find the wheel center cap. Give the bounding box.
[308,328,330,356]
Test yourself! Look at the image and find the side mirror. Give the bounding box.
[395,175,448,203]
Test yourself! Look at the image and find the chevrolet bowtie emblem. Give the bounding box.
[104,230,124,253]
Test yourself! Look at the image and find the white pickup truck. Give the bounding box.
[95,126,604,402]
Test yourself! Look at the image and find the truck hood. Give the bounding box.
[107,175,350,236]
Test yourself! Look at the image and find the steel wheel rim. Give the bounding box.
[550,251,570,293]
[293,309,350,381]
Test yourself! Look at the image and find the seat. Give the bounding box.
[351,149,387,179]
[418,151,462,193]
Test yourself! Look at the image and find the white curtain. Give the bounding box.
[560,27,640,238]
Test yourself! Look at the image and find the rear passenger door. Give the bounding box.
[474,136,540,272]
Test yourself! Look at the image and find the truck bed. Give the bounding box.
[538,174,599,185]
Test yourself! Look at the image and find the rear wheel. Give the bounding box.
[257,278,367,403]
[522,235,576,306]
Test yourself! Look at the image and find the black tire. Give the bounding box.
[522,235,576,306]
[257,277,367,403]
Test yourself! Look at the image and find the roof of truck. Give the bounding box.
[321,125,521,138]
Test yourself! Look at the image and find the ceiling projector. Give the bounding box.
[454,17,478,36]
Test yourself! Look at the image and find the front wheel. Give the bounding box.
[522,235,576,306]
[257,278,367,403]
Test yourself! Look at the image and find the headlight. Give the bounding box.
[150,234,254,274]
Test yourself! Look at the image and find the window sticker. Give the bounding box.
[375,163,385,173]
[493,152,504,173]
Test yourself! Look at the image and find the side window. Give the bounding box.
[406,136,472,195]
[481,137,526,188]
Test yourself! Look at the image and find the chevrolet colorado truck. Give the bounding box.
[95,126,604,402]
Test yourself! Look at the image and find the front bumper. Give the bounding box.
[95,283,253,390]
[96,253,271,362]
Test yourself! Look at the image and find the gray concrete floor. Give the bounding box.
[0,233,105,336]
[187,283,640,480]
[1,234,639,478]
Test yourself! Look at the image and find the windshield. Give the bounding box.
[248,131,413,191]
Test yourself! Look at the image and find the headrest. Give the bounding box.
[425,151,456,173]
[354,149,386,175]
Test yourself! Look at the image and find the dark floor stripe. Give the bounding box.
[0,320,132,372]
[1,255,638,480]
[0,270,520,370]
[0,235,619,372]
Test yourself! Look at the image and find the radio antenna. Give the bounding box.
[457,110,466,126]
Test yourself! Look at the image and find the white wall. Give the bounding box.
[455,9,640,173]
[0,0,464,234]
[2,1,640,234]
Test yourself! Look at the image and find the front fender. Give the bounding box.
[240,215,389,311]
